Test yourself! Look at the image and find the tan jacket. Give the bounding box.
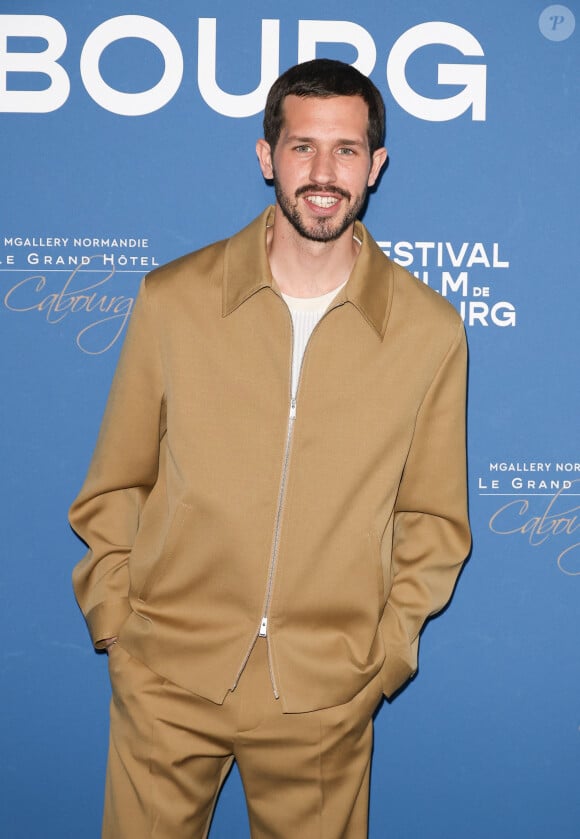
[70,207,470,713]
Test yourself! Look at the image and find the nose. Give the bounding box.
[308,150,336,186]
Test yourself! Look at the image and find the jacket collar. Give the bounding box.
[222,206,393,339]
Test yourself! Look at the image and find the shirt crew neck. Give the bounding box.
[281,279,348,312]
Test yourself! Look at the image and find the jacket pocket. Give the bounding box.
[368,530,386,617]
[137,502,192,602]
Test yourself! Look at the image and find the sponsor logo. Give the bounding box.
[1,237,158,354]
[478,463,580,576]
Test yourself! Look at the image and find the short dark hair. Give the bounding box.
[263,58,386,154]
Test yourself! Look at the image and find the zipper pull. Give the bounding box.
[289,398,297,420]
[259,617,268,637]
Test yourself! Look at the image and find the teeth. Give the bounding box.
[308,195,339,208]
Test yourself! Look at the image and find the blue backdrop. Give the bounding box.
[1,2,578,837]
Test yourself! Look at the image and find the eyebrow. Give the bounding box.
[285,135,366,147]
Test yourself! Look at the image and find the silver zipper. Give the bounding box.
[233,295,343,697]
[229,395,296,696]
[259,394,297,638]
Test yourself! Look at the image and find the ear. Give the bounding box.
[256,139,274,180]
[367,146,388,187]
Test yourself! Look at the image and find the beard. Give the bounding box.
[273,175,367,243]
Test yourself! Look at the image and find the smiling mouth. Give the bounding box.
[306,195,340,208]
[296,184,351,206]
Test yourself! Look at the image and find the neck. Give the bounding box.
[266,205,360,298]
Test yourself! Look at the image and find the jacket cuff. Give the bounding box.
[380,645,416,698]
[379,601,418,698]
[84,598,132,649]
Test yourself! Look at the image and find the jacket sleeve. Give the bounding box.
[69,278,165,648]
[380,321,471,697]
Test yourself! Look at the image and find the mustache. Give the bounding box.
[295,184,351,200]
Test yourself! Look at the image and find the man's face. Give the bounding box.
[257,94,386,243]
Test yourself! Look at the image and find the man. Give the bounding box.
[70,59,471,839]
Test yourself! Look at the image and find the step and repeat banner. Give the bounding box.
[1,2,578,837]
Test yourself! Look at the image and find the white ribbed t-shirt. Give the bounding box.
[281,280,347,399]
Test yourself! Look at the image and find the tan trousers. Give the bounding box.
[103,639,383,839]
